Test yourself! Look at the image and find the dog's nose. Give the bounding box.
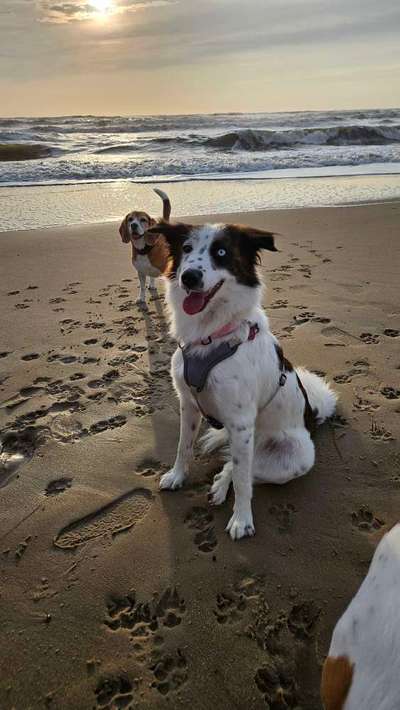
[181,269,203,290]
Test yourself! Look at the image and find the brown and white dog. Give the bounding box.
[321,522,400,709]
[119,188,171,306]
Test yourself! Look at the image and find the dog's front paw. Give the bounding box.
[159,468,185,490]
[226,512,255,540]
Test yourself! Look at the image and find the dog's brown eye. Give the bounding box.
[140,218,147,224]
[183,244,193,254]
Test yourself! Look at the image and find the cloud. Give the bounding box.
[39,0,173,24]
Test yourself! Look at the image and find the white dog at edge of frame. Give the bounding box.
[147,220,337,541]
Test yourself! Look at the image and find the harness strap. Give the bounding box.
[183,340,241,394]
[182,322,286,429]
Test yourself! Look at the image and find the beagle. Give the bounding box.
[119,188,171,306]
[322,522,400,709]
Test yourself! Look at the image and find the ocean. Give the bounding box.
[1,108,400,230]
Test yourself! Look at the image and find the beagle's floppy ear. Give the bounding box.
[119,216,131,244]
[147,221,193,245]
[225,224,278,253]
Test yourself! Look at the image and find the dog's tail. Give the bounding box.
[296,367,337,424]
[154,188,171,222]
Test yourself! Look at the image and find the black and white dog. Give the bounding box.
[149,221,337,540]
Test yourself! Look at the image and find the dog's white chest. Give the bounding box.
[133,254,160,278]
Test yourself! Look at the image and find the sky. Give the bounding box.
[1,0,399,116]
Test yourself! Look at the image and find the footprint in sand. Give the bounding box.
[330,414,349,428]
[287,600,321,640]
[19,385,44,397]
[85,321,106,330]
[255,665,299,708]
[353,396,380,413]
[269,503,297,533]
[45,477,73,496]
[214,592,246,625]
[384,329,399,338]
[95,674,136,709]
[214,576,263,625]
[269,299,288,310]
[0,426,44,488]
[54,488,153,549]
[89,415,126,435]
[15,536,32,563]
[105,587,186,672]
[352,506,385,533]
[360,332,380,344]
[135,458,168,479]
[381,387,400,400]
[47,353,78,364]
[150,649,188,695]
[252,599,321,707]
[105,587,186,634]
[370,421,394,442]
[321,326,359,345]
[184,506,217,553]
[0,352,10,359]
[21,353,40,361]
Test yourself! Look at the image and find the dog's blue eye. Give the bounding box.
[183,244,193,254]
[217,248,226,257]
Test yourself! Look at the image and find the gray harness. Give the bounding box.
[181,323,287,429]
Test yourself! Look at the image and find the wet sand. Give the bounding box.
[0,202,399,709]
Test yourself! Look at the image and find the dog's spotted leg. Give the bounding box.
[149,278,157,291]
[137,272,147,305]
[225,418,256,540]
[160,396,201,490]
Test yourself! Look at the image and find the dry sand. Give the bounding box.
[0,202,399,710]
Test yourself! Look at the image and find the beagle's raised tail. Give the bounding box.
[154,188,171,222]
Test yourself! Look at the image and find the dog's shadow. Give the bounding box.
[138,285,179,452]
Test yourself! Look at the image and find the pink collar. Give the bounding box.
[192,321,240,347]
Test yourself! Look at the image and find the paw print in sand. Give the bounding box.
[352,506,385,533]
[150,649,188,695]
[95,675,135,709]
[269,503,297,533]
[255,664,299,709]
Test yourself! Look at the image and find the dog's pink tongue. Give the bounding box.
[183,291,206,315]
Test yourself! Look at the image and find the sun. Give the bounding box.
[89,0,114,17]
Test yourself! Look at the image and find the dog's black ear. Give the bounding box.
[225,225,277,253]
[147,221,193,245]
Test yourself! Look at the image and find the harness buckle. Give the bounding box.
[279,372,287,387]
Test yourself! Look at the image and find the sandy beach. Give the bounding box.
[1,201,399,710]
